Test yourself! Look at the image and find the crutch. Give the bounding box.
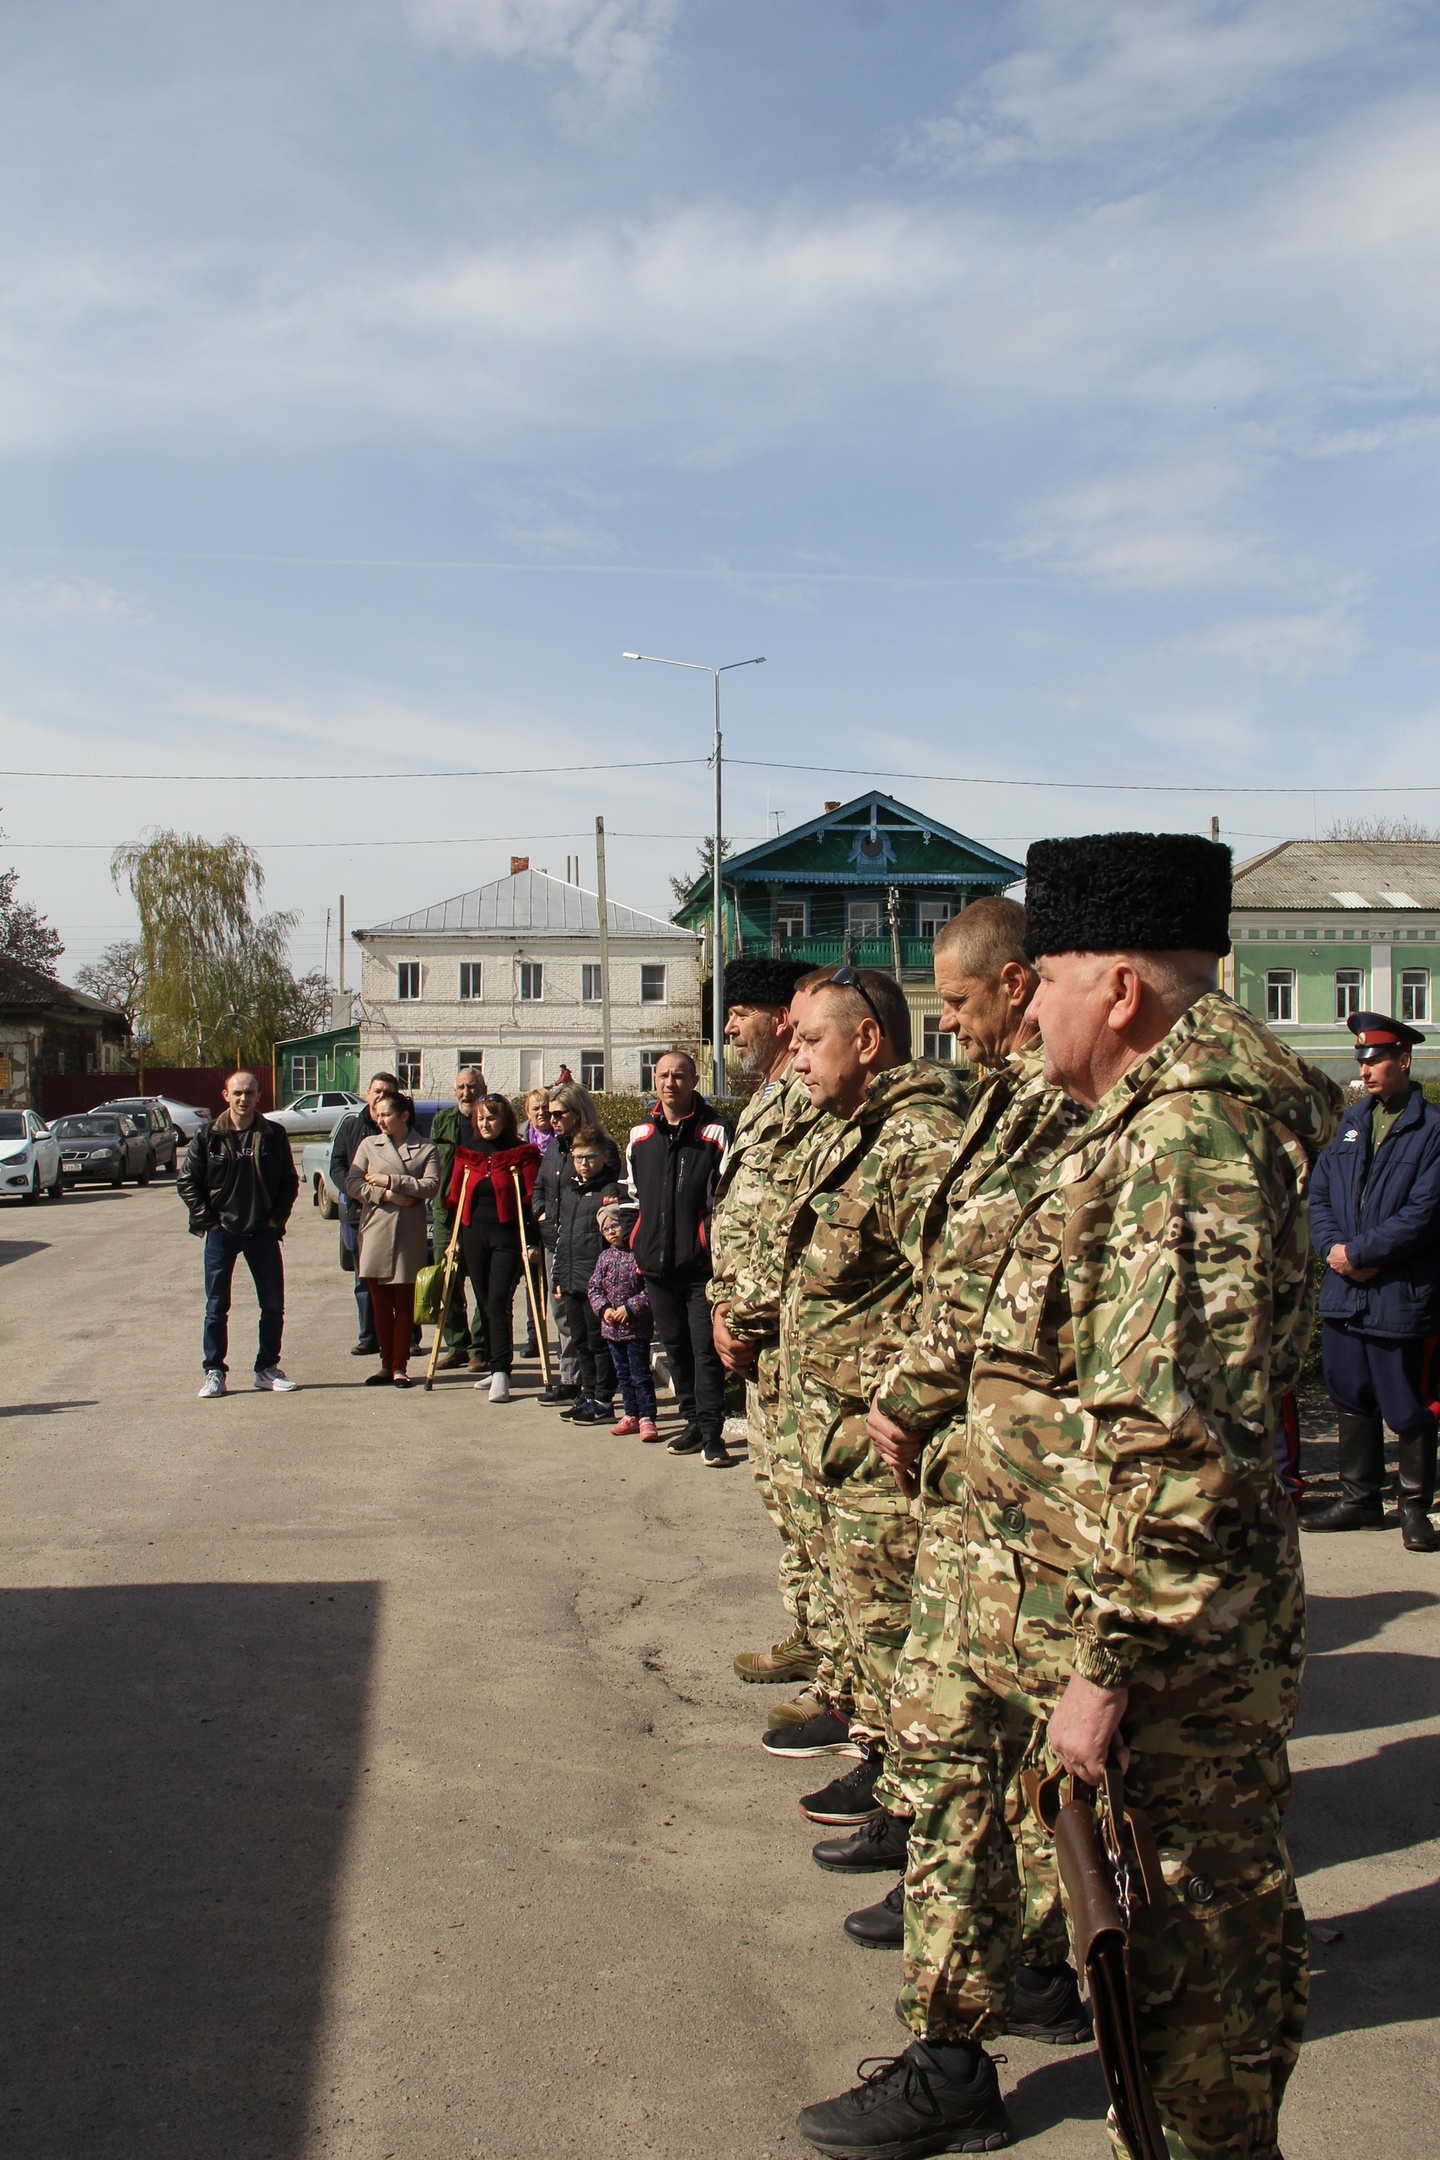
[512,1167,552,1389]
[423,1166,473,1392]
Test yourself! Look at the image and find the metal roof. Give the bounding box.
[1232,841,1440,911]
[357,869,695,942]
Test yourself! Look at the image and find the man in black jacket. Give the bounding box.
[177,1071,300,1397]
[626,1049,732,1464]
[329,1073,397,1355]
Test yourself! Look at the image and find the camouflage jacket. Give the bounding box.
[871,1045,1087,1505]
[715,1067,826,1344]
[778,1060,969,1482]
[707,1062,819,1332]
[959,993,1343,1690]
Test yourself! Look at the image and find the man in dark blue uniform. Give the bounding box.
[1307,1012,1440,1550]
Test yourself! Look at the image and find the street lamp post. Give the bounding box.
[623,650,765,1093]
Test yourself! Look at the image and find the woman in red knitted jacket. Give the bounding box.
[447,1095,541,1403]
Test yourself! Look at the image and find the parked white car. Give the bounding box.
[0,1108,63,1203]
[301,1136,342,1219]
[268,1089,364,1136]
[154,1096,212,1143]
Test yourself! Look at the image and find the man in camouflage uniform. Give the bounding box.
[832,900,1087,2045]
[707,958,824,1688]
[798,835,1343,2160]
[746,965,967,1831]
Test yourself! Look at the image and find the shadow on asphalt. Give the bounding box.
[1306,1589,1440,1654]
[1296,1649,1440,1734]
[1303,1879,1440,2039]
[1005,2045,1110,2135]
[0,1580,379,2160]
[0,1241,49,1268]
[0,1400,99,1419]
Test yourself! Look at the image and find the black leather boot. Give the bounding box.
[1304,1413,1386,1530]
[1398,1424,1438,1551]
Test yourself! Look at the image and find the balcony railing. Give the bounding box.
[735,933,937,973]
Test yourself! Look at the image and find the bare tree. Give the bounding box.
[0,817,63,974]
[1324,816,1440,843]
[74,938,145,1021]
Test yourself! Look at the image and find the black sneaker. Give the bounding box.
[702,1432,731,1467]
[814,1808,911,1873]
[1005,1963,1091,2045]
[666,1423,704,1455]
[762,1709,862,1760]
[844,1881,904,1949]
[800,1754,883,1825]
[796,2042,1014,2157]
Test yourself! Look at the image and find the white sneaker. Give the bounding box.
[254,1367,298,1392]
[198,1370,226,1399]
[487,1371,511,1403]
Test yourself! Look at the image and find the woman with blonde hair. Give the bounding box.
[344,1090,441,1388]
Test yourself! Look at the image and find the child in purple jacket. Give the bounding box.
[587,1199,658,1439]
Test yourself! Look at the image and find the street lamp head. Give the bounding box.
[621,651,641,660]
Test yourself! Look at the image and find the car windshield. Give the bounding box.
[0,1111,26,1139]
[55,1116,121,1138]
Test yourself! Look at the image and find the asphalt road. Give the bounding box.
[1,1179,1437,2160]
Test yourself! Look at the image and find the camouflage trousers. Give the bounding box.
[746,1351,818,1642]
[893,1531,1307,2160]
[887,1513,1070,1986]
[825,1487,919,1813]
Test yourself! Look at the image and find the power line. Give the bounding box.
[4,830,722,853]
[0,757,707,783]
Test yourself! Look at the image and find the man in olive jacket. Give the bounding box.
[178,1070,299,1397]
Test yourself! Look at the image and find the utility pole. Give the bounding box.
[323,907,332,990]
[1210,816,1220,844]
[595,817,613,1095]
[338,896,346,993]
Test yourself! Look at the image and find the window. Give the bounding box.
[775,899,807,941]
[641,964,667,1004]
[1266,970,1295,1023]
[581,963,603,1003]
[519,1050,544,1091]
[581,1050,605,1092]
[289,1093,318,1113]
[518,961,544,1001]
[458,1051,486,1075]
[917,899,953,940]
[1401,969,1430,1023]
[922,1018,956,1064]
[1334,970,1362,1022]
[397,1051,422,1090]
[459,962,483,1001]
[847,898,881,939]
[289,1055,319,1094]
[396,962,421,1001]
[640,1049,662,1092]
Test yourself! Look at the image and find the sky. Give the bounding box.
[2,0,1438,982]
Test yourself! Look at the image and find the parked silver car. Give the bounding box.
[0,1108,63,1203]
[269,1089,364,1137]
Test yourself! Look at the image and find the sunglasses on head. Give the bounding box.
[826,965,886,1031]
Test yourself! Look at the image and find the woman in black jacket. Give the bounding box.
[548,1124,623,1425]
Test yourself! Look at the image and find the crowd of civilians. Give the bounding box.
[181,1054,736,1460]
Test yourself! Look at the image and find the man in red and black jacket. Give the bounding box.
[626,1050,732,1464]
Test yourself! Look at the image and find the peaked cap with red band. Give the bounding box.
[1347,1010,1426,1058]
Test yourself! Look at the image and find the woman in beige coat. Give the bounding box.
[344,1090,440,1386]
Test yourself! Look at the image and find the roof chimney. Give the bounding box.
[823,800,841,812]
[510,855,530,876]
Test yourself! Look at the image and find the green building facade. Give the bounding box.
[1228,841,1440,1081]
[272,1023,361,1106]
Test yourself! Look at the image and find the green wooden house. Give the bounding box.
[673,791,1023,1060]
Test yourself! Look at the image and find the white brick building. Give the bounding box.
[353,869,701,1098]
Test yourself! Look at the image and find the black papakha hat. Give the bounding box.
[721,957,812,1011]
[1023,833,1233,960]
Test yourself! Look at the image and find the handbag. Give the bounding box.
[413,1261,443,1324]
[1032,1756,1168,2160]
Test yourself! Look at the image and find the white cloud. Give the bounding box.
[0,577,136,623]
[914,0,1407,170]
[405,0,678,98]
[1180,601,1366,680]
[1007,456,1267,592]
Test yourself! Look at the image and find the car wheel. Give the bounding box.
[111,1164,124,1187]
[138,1152,154,1186]
[45,1159,63,1199]
[22,1167,40,1205]
[317,1175,338,1221]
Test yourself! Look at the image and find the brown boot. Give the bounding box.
[733,1628,821,1685]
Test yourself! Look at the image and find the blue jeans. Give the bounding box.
[608,1336,657,1420]
[203,1226,285,1374]
[341,1207,376,1347]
